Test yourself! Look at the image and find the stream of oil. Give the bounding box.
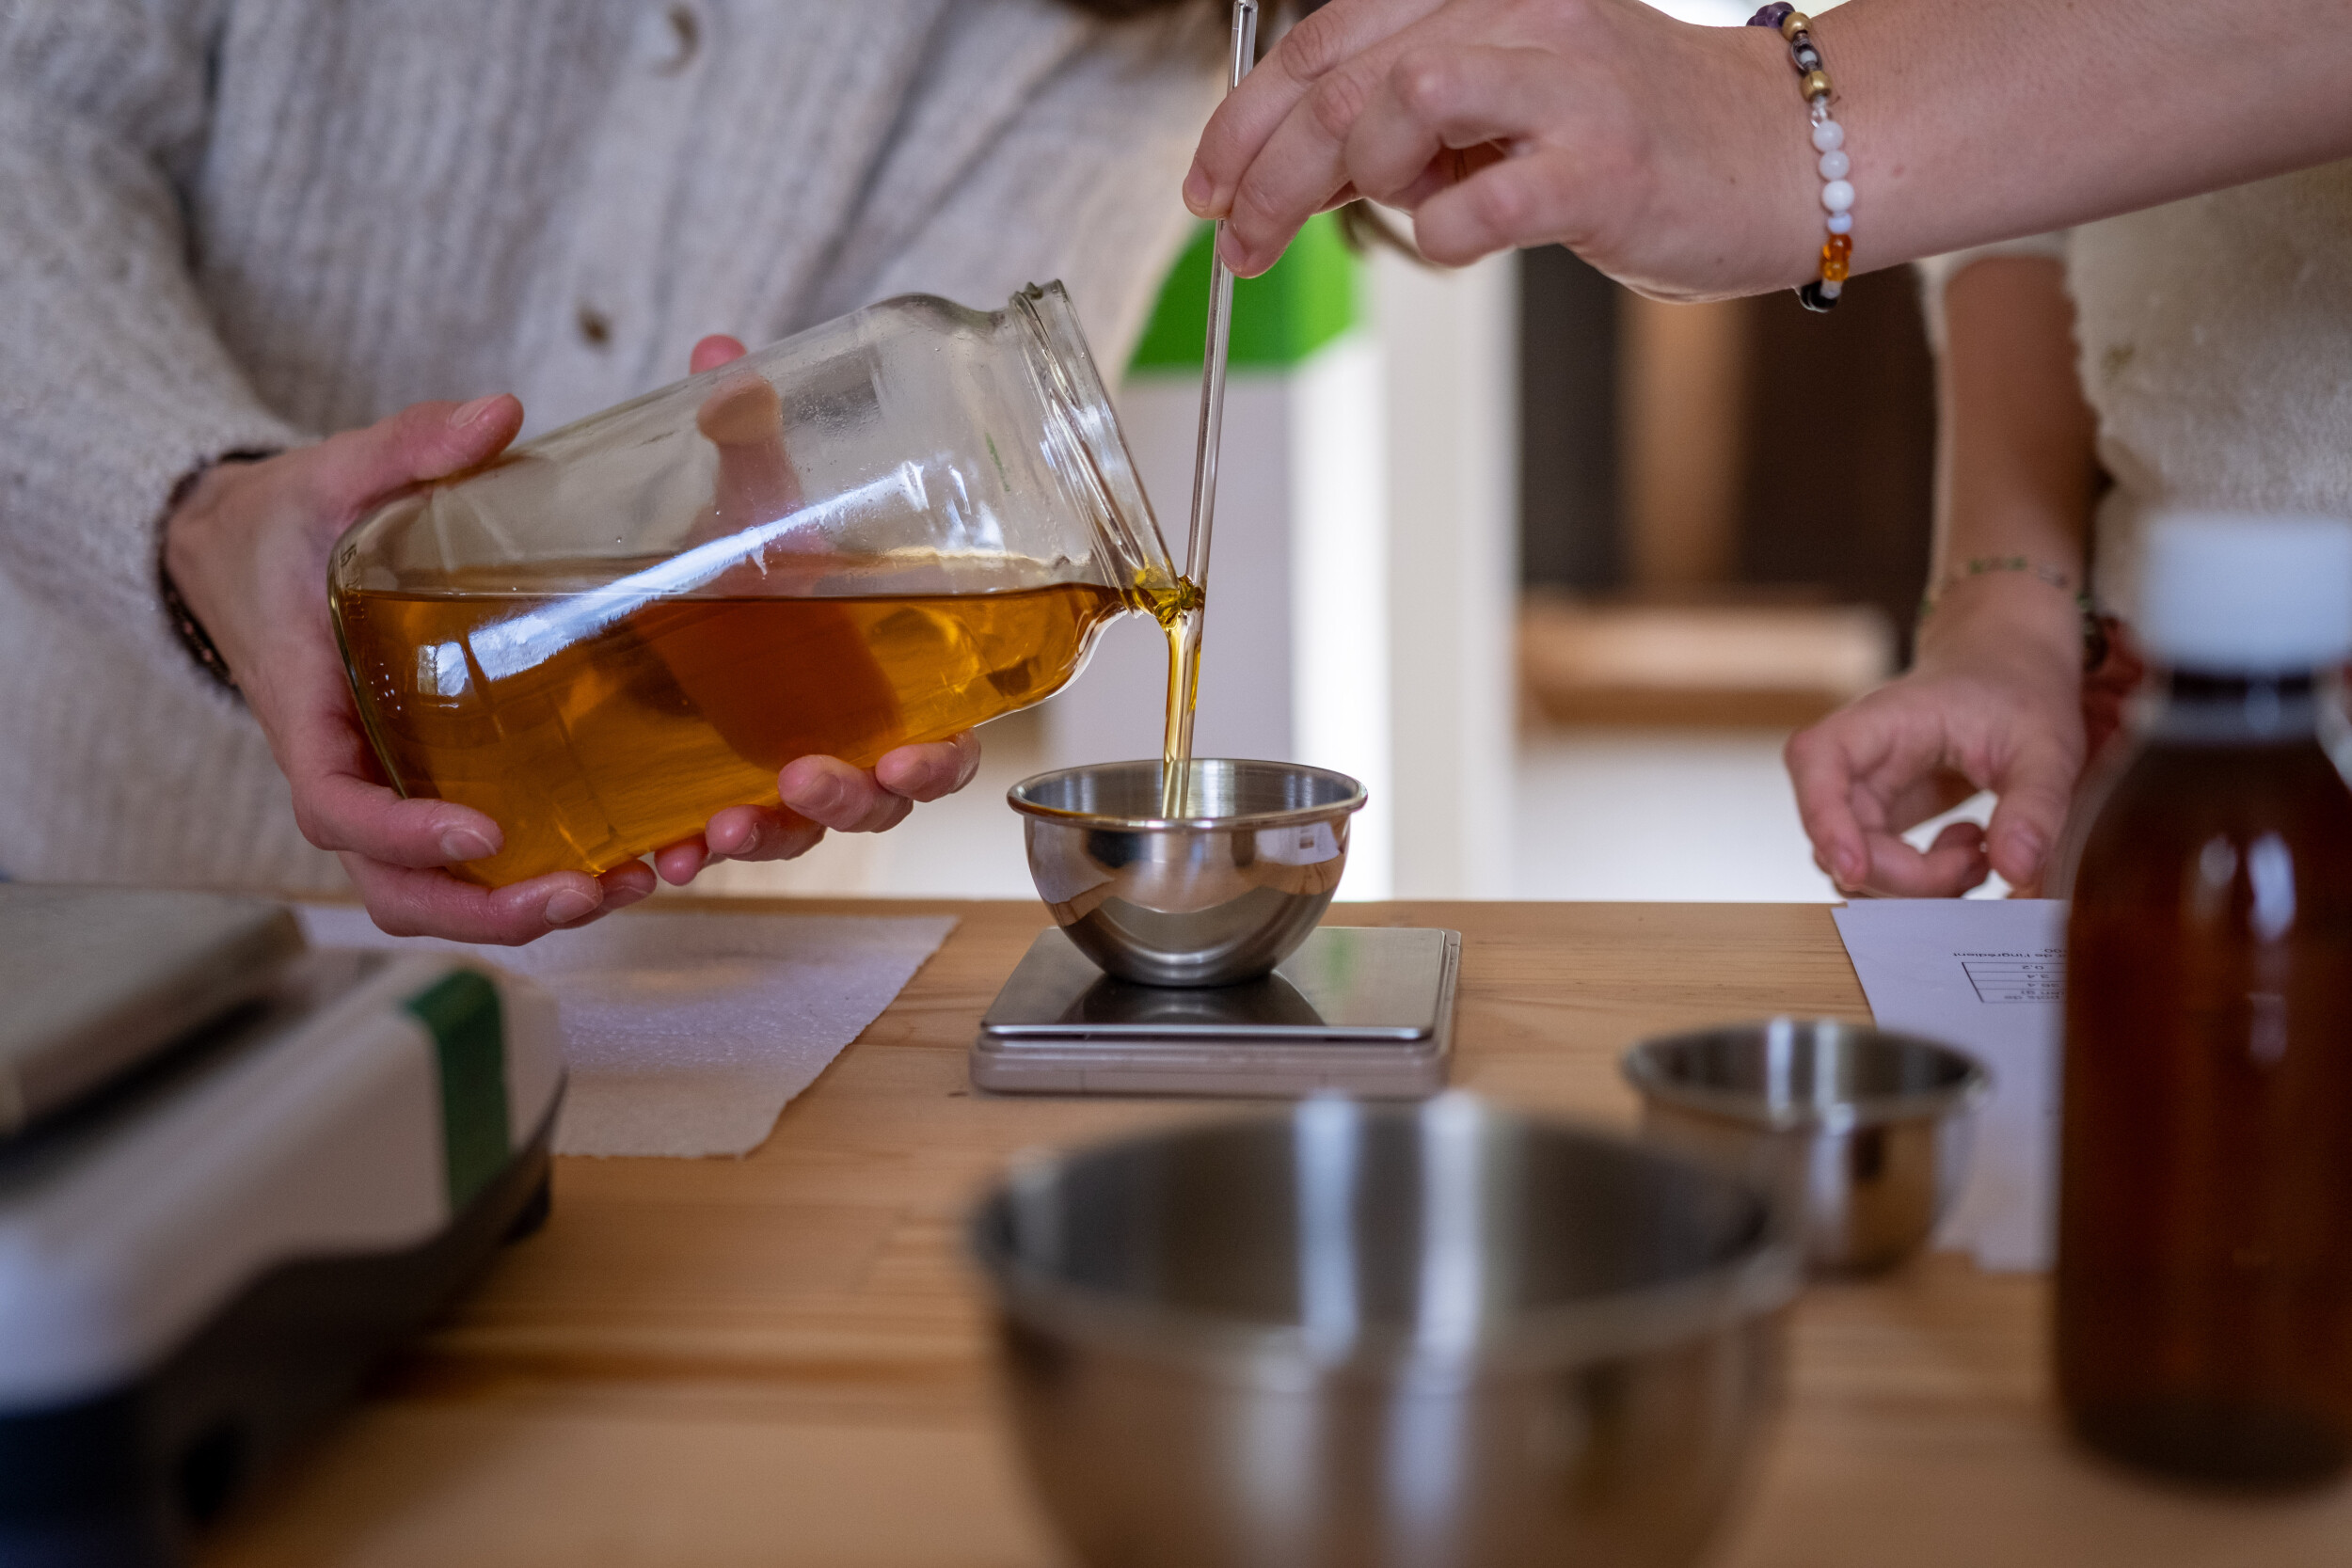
[1136,574,1206,818]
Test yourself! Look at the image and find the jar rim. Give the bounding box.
[1010,282,1178,601]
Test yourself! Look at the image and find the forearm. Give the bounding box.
[1916,256,2099,667]
[0,21,304,652]
[1813,0,2352,283]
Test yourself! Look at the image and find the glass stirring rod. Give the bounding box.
[1163,0,1260,819]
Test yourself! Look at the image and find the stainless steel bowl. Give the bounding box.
[1009,759,1366,988]
[971,1096,1800,1568]
[1622,1019,1991,1275]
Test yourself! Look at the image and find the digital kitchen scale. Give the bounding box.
[0,886,562,1565]
[972,927,1460,1098]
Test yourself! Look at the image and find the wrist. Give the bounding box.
[1914,570,2087,673]
[158,452,275,689]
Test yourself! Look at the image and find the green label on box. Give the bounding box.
[404,970,511,1212]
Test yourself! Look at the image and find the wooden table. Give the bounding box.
[203,901,2352,1566]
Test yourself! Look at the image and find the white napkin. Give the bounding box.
[297,905,956,1158]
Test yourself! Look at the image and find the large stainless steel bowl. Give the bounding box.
[971,1096,1800,1568]
[1622,1019,1990,1275]
[1009,759,1365,988]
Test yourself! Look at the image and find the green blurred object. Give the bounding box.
[1128,212,1358,372]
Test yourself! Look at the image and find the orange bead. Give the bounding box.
[1820,255,1850,284]
[1824,232,1852,260]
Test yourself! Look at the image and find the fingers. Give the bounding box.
[1983,740,2079,890]
[301,394,524,526]
[1785,724,1875,891]
[296,769,507,868]
[343,860,629,945]
[1857,820,1993,899]
[654,836,712,887]
[1208,0,1460,274]
[1408,145,1575,264]
[873,733,980,803]
[1184,0,1447,222]
[1787,706,1990,897]
[1218,58,1384,275]
[574,861,658,925]
[1342,44,1541,209]
[779,755,914,834]
[691,335,749,373]
[704,803,826,863]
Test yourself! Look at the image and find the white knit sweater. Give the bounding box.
[1919,159,2352,615]
[0,0,1221,893]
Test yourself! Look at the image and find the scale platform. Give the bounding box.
[972,927,1459,1099]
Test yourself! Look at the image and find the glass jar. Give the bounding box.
[330,282,1178,888]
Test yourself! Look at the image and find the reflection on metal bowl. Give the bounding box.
[1623,1018,1990,1275]
[1009,759,1365,987]
[971,1096,1799,1568]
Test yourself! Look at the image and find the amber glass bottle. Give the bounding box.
[2058,514,2352,1487]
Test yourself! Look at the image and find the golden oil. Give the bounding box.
[333,559,1129,886]
[1134,572,1207,817]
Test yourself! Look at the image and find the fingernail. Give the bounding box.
[440,827,496,862]
[1183,166,1212,214]
[1838,850,1867,885]
[1216,229,1248,273]
[544,887,599,925]
[450,395,501,429]
[801,776,844,816]
[2010,828,2046,865]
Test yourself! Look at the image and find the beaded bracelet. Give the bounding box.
[1746,4,1851,312]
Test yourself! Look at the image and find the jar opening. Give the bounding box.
[1011,282,1179,603]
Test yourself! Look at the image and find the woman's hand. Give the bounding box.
[1185,0,2352,300]
[164,395,657,943]
[1183,0,1814,299]
[1786,578,2087,898]
[165,333,981,940]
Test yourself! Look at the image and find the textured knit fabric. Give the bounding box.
[0,0,1222,894]
[1915,159,2352,616]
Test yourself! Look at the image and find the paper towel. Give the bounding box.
[297,904,956,1158]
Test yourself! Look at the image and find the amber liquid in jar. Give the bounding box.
[2058,672,2352,1487]
[333,558,1128,887]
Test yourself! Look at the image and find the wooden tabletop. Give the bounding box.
[203,900,2352,1566]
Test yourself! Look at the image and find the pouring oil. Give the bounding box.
[1137,574,1207,817]
[334,558,1132,887]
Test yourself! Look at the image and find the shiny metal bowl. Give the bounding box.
[1622,1019,1991,1275]
[971,1096,1799,1568]
[1009,759,1365,988]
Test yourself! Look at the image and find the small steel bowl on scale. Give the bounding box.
[1622,1019,1991,1275]
[970,1096,1801,1568]
[1009,759,1366,988]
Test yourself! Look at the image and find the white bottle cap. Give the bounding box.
[2138,513,2352,673]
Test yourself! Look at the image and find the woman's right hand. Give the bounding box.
[1184,0,1816,298]
[1785,578,2089,898]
